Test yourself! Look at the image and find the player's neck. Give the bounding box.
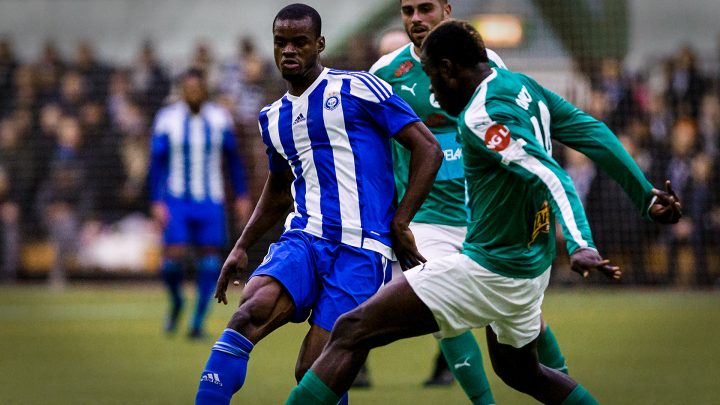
[287,64,325,96]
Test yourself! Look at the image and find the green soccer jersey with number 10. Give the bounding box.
[370,44,506,226]
[459,67,655,279]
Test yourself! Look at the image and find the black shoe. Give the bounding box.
[423,351,454,387]
[351,364,372,389]
[164,307,182,334]
[187,328,208,340]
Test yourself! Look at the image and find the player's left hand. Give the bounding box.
[390,220,426,270]
[649,180,682,224]
[570,248,621,280]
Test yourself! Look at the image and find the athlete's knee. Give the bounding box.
[329,307,370,351]
[227,278,292,339]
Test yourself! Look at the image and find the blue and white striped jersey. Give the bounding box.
[258,68,420,258]
[149,101,247,204]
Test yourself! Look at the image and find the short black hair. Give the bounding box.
[422,19,488,67]
[273,3,322,38]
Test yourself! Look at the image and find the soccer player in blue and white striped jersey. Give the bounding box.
[194,4,442,404]
[149,69,252,339]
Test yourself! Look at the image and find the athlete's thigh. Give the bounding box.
[339,274,439,347]
[248,230,320,325]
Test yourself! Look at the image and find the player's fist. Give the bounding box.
[649,180,682,224]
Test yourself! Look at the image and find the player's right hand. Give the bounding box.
[570,247,621,280]
[215,247,248,305]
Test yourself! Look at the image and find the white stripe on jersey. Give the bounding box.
[322,78,363,246]
[290,96,325,238]
[189,116,205,200]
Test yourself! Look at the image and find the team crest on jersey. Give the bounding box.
[324,93,340,111]
[528,201,550,247]
[484,124,511,152]
[394,60,414,77]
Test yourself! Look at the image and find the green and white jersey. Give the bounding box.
[370,44,506,226]
[459,68,654,278]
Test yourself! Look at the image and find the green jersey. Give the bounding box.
[370,44,506,226]
[459,68,654,278]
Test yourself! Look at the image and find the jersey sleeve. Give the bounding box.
[348,72,420,138]
[541,87,655,220]
[257,111,290,173]
[221,126,248,197]
[148,112,170,202]
[465,119,597,254]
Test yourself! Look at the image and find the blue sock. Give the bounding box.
[191,255,221,333]
[196,328,254,405]
[160,259,184,330]
[337,393,348,404]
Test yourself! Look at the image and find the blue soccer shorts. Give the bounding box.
[251,230,392,332]
[163,198,226,248]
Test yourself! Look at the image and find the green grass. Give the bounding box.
[1,284,719,404]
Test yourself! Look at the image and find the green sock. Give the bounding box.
[561,384,599,405]
[440,331,495,405]
[537,325,569,374]
[286,370,340,405]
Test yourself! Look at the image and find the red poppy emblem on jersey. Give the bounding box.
[484,124,511,152]
[394,60,414,77]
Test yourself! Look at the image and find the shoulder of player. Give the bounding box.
[201,102,234,126]
[327,68,393,103]
[369,43,413,77]
[153,102,184,130]
[485,48,507,69]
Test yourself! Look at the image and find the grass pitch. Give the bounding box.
[1,284,718,404]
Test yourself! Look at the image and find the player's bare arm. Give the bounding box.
[649,180,683,224]
[215,169,294,304]
[391,121,443,269]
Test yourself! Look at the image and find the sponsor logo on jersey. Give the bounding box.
[394,60,414,77]
[425,113,448,127]
[529,201,550,247]
[324,95,340,111]
[400,82,417,96]
[292,113,306,126]
[484,124,511,152]
[443,148,462,161]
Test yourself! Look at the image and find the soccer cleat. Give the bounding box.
[188,327,209,340]
[164,306,183,334]
[423,352,455,387]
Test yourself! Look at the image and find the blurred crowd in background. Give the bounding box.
[0,34,718,287]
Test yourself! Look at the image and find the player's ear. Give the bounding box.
[317,36,326,54]
[439,58,453,78]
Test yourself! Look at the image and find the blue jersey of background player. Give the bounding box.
[148,68,252,339]
[194,4,442,405]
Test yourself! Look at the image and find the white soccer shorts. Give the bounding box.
[404,253,550,348]
[391,222,466,276]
